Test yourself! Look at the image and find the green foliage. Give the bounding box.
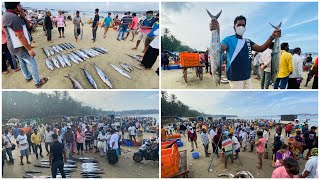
[2,91,158,120]
[161,28,198,52]
[161,91,202,117]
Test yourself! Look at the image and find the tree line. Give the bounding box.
[161,91,203,117]
[3,91,158,120]
[161,28,198,53]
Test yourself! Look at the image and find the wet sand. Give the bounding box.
[161,69,313,89]
[3,18,159,89]
[3,132,159,178]
[162,124,308,178]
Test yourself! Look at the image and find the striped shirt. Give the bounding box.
[120,15,132,28]
[85,131,92,141]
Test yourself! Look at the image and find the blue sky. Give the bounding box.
[162,2,318,53]
[31,91,159,111]
[167,91,318,117]
[15,2,158,12]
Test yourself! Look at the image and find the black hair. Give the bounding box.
[257,131,263,137]
[146,11,153,14]
[311,126,317,130]
[52,134,58,139]
[5,2,20,10]
[281,42,289,50]
[269,42,274,49]
[108,13,111,15]
[95,8,99,13]
[234,15,246,25]
[281,144,288,149]
[76,11,79,14]
[156,13,159,17]
[132,13,136,16]
[283,157,299,169]
[293,47,301,54]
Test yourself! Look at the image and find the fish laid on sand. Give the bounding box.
[62,54,72,67]
[51,57,60,68]
[207,9,222,85]
[127,54,142,62]
[109,64,132,79]
[119,62,132,72]
[81,68,98,89]
[56,54,66,67]
[42,48,50,57]
[270,22,282,83]
[218,171,254,178]
[45,58,54,70]
[91,64,113,89]
[64,73,83,89]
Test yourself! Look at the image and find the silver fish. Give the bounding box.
[70,52,83,62]
[218,173,234,178]
[91,64,113,89]
[110,64,132,79]
[81,68,98,89]
[62,54,71,67]
[51,45,60,53]
[51,57,60,68]
[45,58,54,70]
[207,9,222,85]
[97,47,108,53]
[270,22,282,83]
[68,54,79,64]
[49,47,55,56]
[127,54,142,62]
[119,63,131,72]
[56,55,66,67]
[124,63,134,71]
[42,48,50,57]
[56,44,63,51]
[64,73,83,89]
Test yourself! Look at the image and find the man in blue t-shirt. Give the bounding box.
[143,13,159,53]
[209,15,281,89]
[103,13,112,38]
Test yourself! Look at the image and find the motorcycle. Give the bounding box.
[133,138,159,162]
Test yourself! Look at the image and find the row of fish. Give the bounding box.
[65,62,135,89]
[80,157,103,178]
[42,43,76,57]
[45,47,108,70]
[218,171,254,178]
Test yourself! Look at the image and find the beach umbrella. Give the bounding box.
[8,118,20,124]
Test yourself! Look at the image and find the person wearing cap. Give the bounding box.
[31,129,43,159]
[2,2,49,88]
[188,126,198,152]
[49,134,66,178]
[117,12,132,41]
[303,126,317,159]
[274,42,293,89]
[301,148,318,178]
[132,11,157,51]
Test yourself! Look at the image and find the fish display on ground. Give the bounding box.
[207,9,223,85]
[81,68,98,89]
[81,159,104,178]
[64,73,84,89]
[109,64,132,79]
[45,58,54,70]
[91,63,113,89]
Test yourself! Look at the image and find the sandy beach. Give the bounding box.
[161,69,313,89]
[162,124,308,178]
[2,132,158,178]
[3,18,159,89]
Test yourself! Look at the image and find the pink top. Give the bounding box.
[2,28,7,44]
[256,137,266,153]
[56,15,65,27]
[131,17,139,30]
[76,131,85,143]
[272,166,298,178]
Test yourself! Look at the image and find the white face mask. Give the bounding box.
[235,26,246,36]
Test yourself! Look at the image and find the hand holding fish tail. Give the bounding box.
[209,20,219,31]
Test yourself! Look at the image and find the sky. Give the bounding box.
[17,2,158,12]
[166,91,318,117]
[30,91,159,111]
[162,2,318,53]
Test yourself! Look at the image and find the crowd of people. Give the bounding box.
[2,116,158,177]
[165,119,318,178]
[2,2,160,88]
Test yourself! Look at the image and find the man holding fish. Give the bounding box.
[207,10,281,89]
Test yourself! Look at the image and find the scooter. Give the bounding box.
[133,138,159,162]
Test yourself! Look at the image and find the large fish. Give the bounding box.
[51,57,60,68]
[42,48,50,57]
[269,22,282,83]
[62,54,72,67]
[45,58,54,70]
[119,63,132,72]
[91,64,113,89]
[64,74,83,89]
[56,55,66,67]
[207,9,222,85]
[70,52,83,62]
[81,68,98,89]
[68,54,79,64]
[127,54,142,62]
[110,64,132,79]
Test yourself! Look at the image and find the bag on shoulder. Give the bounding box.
[6,135,15,151]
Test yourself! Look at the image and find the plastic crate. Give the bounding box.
[161,143,180,178]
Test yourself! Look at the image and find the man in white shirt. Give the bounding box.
[288,48,303,89]
[263,128,269,148]
[110,130,120,157]
[229,133,241,159]
[16,129,31,165]
[241,130,248,152]
[260,42,274,89]
[301,148,318,178]
[44,127,54,156]
[128,125,136,142]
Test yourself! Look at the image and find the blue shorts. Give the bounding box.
[20,148,30,156]
[235,148,240,153]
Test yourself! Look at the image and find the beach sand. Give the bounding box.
[2,132,159,178]
[3,18,159,89]
[161,69,313,89]
[162,125,308,178]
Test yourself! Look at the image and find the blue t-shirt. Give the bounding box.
[221,35,255,81]
[104,17,112,27]
[142,17,156,27]
[148,21,159,38]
